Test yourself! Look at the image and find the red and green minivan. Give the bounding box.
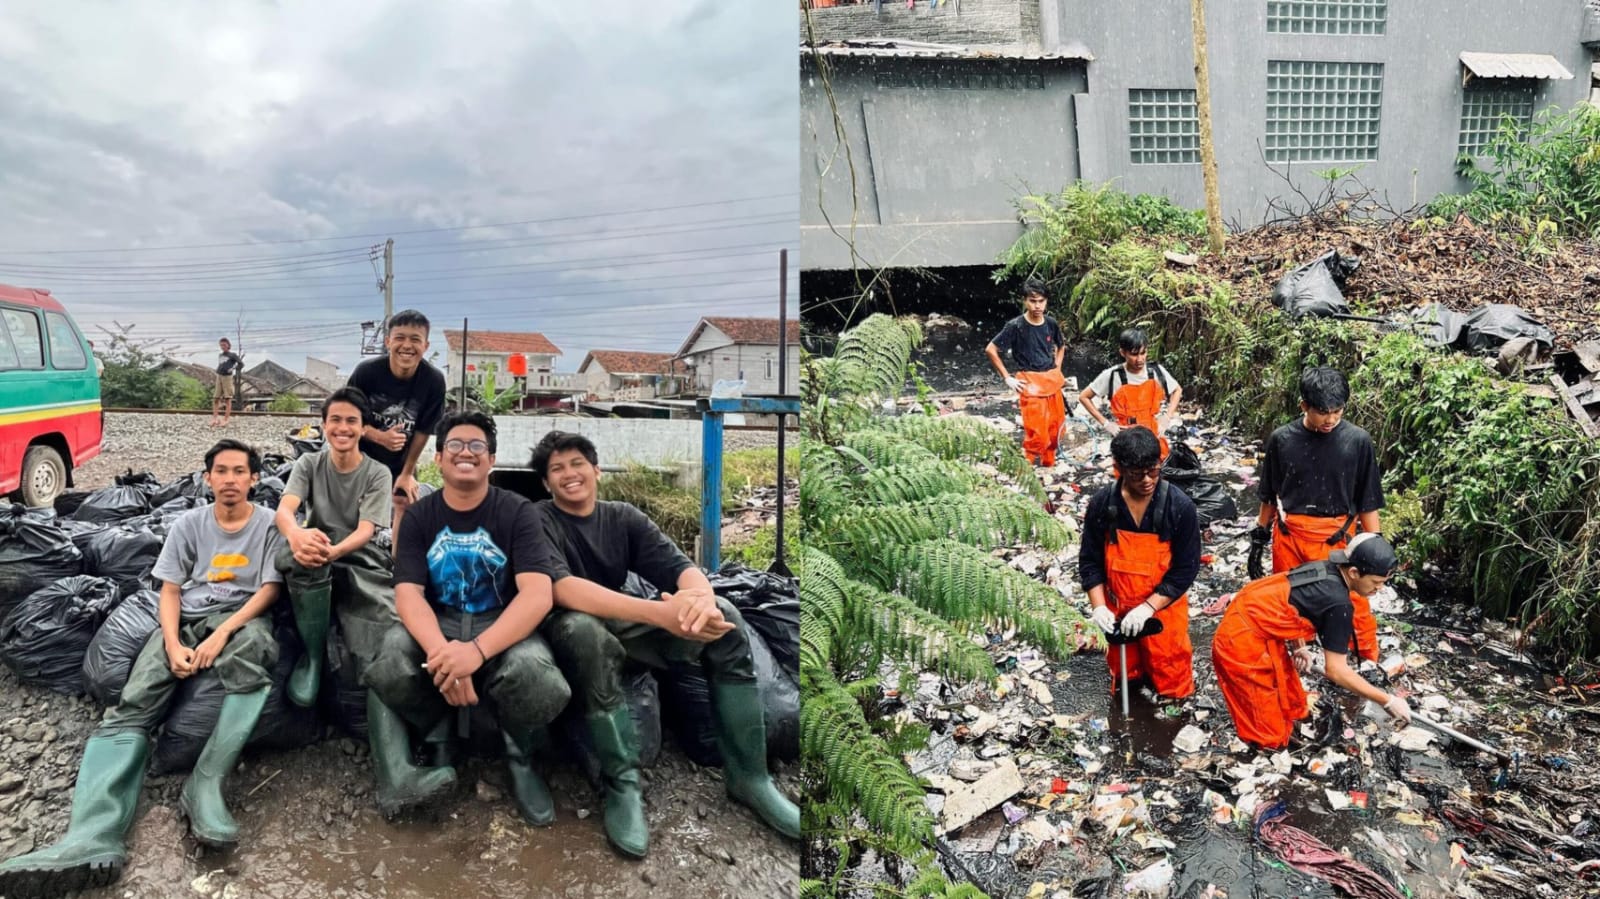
[0,284,102,507]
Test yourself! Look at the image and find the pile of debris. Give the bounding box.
[887,393,1600,898]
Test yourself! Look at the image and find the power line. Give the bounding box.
[0,193,796,257]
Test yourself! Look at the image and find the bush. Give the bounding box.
[267,393,307,413]
[167,373,212,411]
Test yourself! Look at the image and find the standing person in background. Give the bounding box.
[1248,366,1384,662]
[984,277,1067,468]
[1078,327,1183,461]
[346,310,446,554]
[210,337,242,428]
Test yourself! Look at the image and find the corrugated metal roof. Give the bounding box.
[804,39,1093,61]
[1459,52,1573,80]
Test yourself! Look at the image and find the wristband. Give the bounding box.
[472,637,487,663]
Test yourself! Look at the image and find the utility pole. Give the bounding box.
[383,238,395,324]
[1191,0,1225,255]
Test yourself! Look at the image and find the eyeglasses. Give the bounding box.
[443,438,490,455]
[1122,466,1161,481]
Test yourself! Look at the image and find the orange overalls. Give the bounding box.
[1108,366,1172,459]
[1017,369,1066,467]
[1102,483,1194,698]
[1272,513,1378,662]
[1211,569,1324,749]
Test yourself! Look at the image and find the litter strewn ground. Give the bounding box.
[877,371,1600,899]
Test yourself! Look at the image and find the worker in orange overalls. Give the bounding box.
[1247,366,1385,662]
[1214,534,1411,750]
[1078,328,1182,461]
[984,278,1066,468]
[1080,426,1201,700]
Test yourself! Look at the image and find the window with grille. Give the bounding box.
[1458,84,1534,156]
[1267,1,1386,34]
[1264,60,1383,163]
[1128,89,1199,165]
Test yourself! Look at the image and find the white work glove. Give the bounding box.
[1103,420,1122,436]
[1119,602,1155,636]
[1090,605,1117,633]
[1292,647,1315,674]
[1382,695,1413,725]
[1004,376,1023,393]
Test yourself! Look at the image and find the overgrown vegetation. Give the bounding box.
[267,392,307,413]
[1430,104,1600,245]
[800,315,1089,898]
[599,464,702,553]
[97,327,212,410]
[998,177,1600,661]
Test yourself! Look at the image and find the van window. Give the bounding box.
[1,308,44,369]
[45,312,87,370]
[0,319,18,369]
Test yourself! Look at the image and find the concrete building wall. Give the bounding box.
[802,0,1042,50]
[800,55,1088,269]
[686,346,802,396]
[1060,0,1591,227]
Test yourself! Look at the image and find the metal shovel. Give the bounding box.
[769,248,792,578]
[1106,616,1166,717]
[1364,701,1510,763]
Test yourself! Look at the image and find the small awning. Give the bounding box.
[1460,51,1573,81]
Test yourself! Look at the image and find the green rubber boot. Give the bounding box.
[179,687,268,848]
[502,728,555,826]
[710,680,801,840]
[368,692,456,818]
[588,707,648,858]
[286,580,332,708]
[0,731,149,897]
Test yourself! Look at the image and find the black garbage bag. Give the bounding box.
[0,575,122,695]
[0,504,84,622]
[1161,443,1240,527]
[709,564,799,676]
[82,589,161,705]
[657,627,800,766]
[152,495,206,518]
[59,518,109,556]
[82,526,164,598]
[53,491,92,519]
[152,619,321,775]
[148,471,210,508]
[556,666,663,782]
[1270,250,1359,319]
[73,472,157,523]
[262,453,293,483]
[250,476,286,508]
[1458,304,1554,353]
[327,621,369,739]
[287,424,325,459]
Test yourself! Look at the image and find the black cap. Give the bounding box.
[1328,533,1397,575]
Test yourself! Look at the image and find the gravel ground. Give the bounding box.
[73,412,779,492]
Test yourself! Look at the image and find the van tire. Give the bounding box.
[20,445,66,509]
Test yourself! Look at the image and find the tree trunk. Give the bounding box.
[1191,0,1225,254]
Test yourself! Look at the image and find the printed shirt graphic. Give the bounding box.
[425,526,510,613]
[347,355,446,476]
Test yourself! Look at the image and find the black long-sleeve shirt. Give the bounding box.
[1078,481,1202,601]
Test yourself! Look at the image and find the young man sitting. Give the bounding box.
[532,430,798,858]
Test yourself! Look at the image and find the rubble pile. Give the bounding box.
[885,389,1600,898]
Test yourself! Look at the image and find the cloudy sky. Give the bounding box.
[0,1,798,377]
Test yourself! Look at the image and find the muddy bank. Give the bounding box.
[0,664,798,898]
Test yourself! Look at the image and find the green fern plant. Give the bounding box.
[800,314,1090,898]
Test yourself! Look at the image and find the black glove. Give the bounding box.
[1246,524,1272,580]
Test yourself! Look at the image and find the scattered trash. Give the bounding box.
[1171,724,1208,753]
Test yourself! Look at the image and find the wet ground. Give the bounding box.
[823,324,1600,898]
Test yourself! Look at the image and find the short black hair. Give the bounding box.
[529,430,599,480]
[1300,366,1350,412]
[1110,426,1162,473]
[1021,277,1049,300]
[387,309,430,334]
[205,438,261,474]
[218,337,231,345]
[322,386,370,425]
[1118,328,1148,352]
[435,411,497,454]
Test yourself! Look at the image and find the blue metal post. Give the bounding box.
[700,407,725,570]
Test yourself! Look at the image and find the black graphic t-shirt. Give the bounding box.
[393,487,553,614]
[535,500,695,593]
[347,355,447,477]
[990,315,1064,373]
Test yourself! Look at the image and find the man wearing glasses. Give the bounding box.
[1079,425,1202,703]
[365,412,571,822]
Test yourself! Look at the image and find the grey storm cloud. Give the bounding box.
[0,0,798,372]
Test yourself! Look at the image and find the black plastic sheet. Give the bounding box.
[1270,250,1360,319]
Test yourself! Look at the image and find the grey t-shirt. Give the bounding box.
[284,449,393,535]
[1087,363,1179,401]
[151,504,285,617]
